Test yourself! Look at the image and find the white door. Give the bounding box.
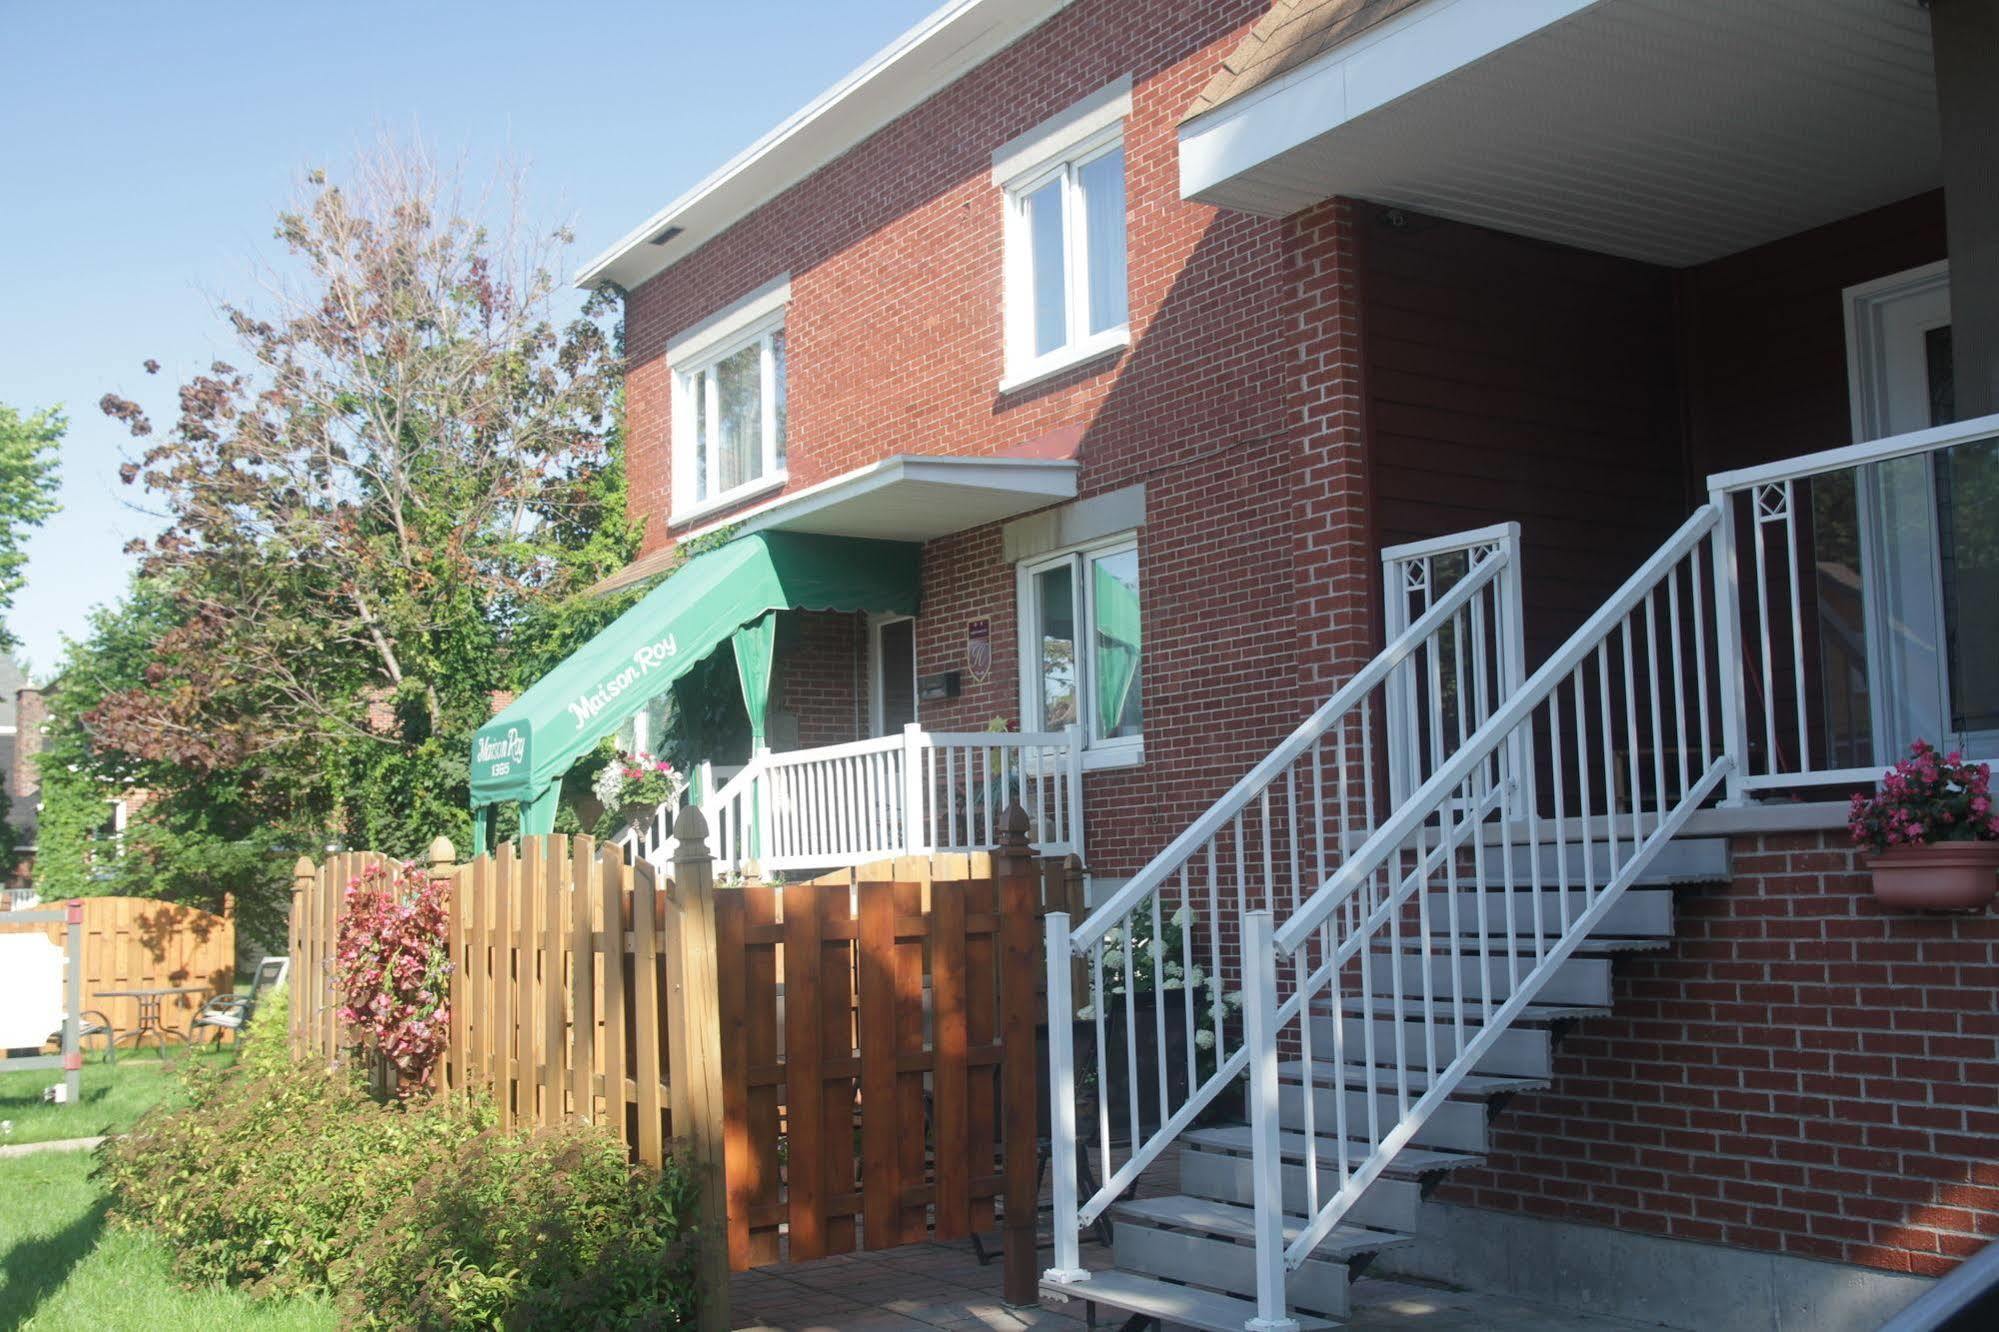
[1843,261,1999,761]
[869,615,918,738]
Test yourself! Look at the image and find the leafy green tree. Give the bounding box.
[94,142,641,858]
[0,403,63,650]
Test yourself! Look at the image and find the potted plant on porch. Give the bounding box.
[1849,740,1999,911]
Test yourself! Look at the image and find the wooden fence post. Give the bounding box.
[429,836,459,1095]
[996,803,1041,1308]
[671,805,731,1332]
[290,855,316,1058]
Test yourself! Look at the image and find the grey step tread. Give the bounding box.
[1111,1194,1413,1261]
[1039,1269,1338,1332]
[1278,1059,1550,1098]
[1330,995,1611,1023]
[1181,1124,1484,1175]
[1426,886,1675,937]
[1417,935,1669,953]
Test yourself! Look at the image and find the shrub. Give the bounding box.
[240,982,292,1081]
[345,1122,700,1330]
[100,1056,702,1328]
[334,858,450,1092]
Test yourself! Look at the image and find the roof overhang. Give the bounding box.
[576,0,1073,293]
[592,453,1079,595]
[1179,0,1941,267]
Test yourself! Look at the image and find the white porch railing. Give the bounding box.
[618,723,1084,875]
[1042,532,1521,1286]
[1707,411,1999,799]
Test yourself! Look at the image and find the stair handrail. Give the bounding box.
[1069,545,1513,954]
[1275,503,1724,955]
[1246,501,1738,1320]
[1045,535,1520,1287]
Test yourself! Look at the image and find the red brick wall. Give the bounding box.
[775,611,864,751]
[1438,828,1999,1278]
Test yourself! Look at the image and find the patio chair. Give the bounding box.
[191,956,290,1047]
[78,1008,119,1064]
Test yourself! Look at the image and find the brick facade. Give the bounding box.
[622,0,1339,881]
[1439,829,1999,1277]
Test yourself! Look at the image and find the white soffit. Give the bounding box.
[578,0,1073,292]
[1180,0,1941,267]
[677,454,1079,545]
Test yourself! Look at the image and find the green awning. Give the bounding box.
[471,532,920,811]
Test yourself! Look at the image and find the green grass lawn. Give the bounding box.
[0,1048,233,1147]
[0,1148,337,1331]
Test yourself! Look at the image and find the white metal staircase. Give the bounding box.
[1041,508,1735,1330]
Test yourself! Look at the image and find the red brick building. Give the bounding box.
[546,0,1999,1325]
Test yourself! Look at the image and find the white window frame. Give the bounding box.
[667,276,791,526]
[1016,532,1143,770]
[994,78,1133,393]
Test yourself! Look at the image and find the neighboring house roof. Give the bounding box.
[575,0,1074,294]
[1184,0,1425,122]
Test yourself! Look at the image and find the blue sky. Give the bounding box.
[0,0,938,677]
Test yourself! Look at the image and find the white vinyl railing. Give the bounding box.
[1042,533,1522,1287]
[619,724,1084,875]
[1707,411,1999,798]
[1234,506,1734,1324]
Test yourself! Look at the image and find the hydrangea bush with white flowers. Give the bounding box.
[1076,905,1243,1067]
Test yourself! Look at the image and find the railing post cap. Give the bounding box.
[426,835,456,867]
[672,802,710,843]
[293,855,316,878]
[999,801,1031,838]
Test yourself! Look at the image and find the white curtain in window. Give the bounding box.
[1079,146,1126,336]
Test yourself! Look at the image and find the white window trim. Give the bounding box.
[668,276,792,526]
[1016,531,1144,772]
[867,612,919,738]
[995,79,1133,392]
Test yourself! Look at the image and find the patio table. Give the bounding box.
[93,984,212,1060]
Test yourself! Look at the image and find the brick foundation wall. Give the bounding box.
[1438,828,1999,1277]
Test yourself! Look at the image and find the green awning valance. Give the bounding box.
[471,532,920,809]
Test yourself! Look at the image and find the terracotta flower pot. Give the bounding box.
[1866,842,1999,911]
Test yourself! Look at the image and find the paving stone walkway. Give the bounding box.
[728,1236,1689,1331]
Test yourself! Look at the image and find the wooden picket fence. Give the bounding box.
[289,805,1077,1321]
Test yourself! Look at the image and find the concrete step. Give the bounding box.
[1329,994,1611,1025]
[1040,1268,1339,1332]
[1426,885,1674,937]
[1314,1009,1553,1078]
[1111,1195,1411,1317]
[1181,1124,1485,1179]
[1365,949,1613,1008]
[1279,1081,1489,1152]
[1279,1058,1551,1100]
[1179,1143,1426,1230]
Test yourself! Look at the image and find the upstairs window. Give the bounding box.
[668,277,790,522]
[994,78,1132,391]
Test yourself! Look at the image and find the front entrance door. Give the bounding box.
[869,615,918,737]
[1843,261,1999,761]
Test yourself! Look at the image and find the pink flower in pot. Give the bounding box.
[1849,741,1999,911]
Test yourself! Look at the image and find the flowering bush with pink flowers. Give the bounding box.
[1848,740,1999,853]
[334,858,451,1093]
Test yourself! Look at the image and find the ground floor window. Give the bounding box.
[1017,535,1142,762]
